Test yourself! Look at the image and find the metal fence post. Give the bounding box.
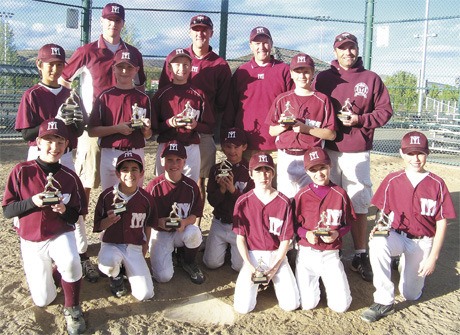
[219,0,229,59]
[363,0,375,70]
[81,0,92,45]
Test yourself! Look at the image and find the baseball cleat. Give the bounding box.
[63,305,86,335]
[110,275,128,298]
[81,259,99,283]
[361,303,394,322]
[182,262,205,284]
[351,252,373,282]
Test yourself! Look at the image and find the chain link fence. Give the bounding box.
[1,0,459,165]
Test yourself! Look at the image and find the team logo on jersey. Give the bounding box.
[130,213,146,228]
[176,203,191,219]
[51,47,62,56]
[111,5,121,14]
[409,135,422,145]
[420,198,437,216]
[191,66,199,73]
[234,181,248,193]
[354,82,368,98]
[47,121,58,130]
[325,209,342,226]
[305,119,321,128]
[257,73,265,80]
[269,217,283,236]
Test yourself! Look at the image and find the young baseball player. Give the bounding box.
[232,152,300,314]
[294,147,355,313]
[87,48,152,190]
[203,127,254,271]
[145,140,205,284]
[93,152,156,300]
[152,48,215,183]
[267,53,337,198]
[14,43,97,283]
[361,131,456,322]
[2,118,87,335]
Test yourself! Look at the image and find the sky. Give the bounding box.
[2,0,460,85]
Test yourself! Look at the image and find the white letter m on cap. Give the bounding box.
[410,136,421,145]
[111,6,120,13]
[309,151,320,161]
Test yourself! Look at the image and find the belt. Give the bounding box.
[111,147,138,152]
[394,229,424,240]
[281,148,305,156]
[216,217,232,225]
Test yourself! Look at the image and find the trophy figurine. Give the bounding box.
[131,103,144,129]
[165,202,181,229]
[176,101,194,124]
[278,101,297,126]
[337,98,353,123]
[252,258,269,284]
[42,172,62,205]
[59,89,80,125]
[313,211,331,236]
[217,160,232,178]
[112,185,127,214]
[373,210,392,237]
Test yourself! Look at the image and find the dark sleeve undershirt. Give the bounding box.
[21,126,40,142]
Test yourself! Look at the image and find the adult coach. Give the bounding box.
[223,26,293,159]
[59,2,146,203]
[158,14,232,211]
[313,32,393,282]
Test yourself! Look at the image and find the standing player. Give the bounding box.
[313,32,393,281]
[203,127,254,271]
[145,141,205,284]
[361,131,456,322]
[267,53,336,198]
[93,152,155,301]
[87,48,152,190]
[2,118,87,335]
[232,153,300,314]
[294,147,354,313]
[223,26,293,160]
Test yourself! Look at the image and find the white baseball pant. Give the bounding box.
[276,149,311,198]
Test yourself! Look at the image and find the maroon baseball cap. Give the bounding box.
[304,147,331,170]
[190,15,213,29]
[334,32,358,49]
[401,131,430,155]
[37,44,66,63]
[116,152,144,170]
[290,53,315,70]
[113,49,139,67]
[249,26,272,42]
[221,127,247,146]
[167,48,192,64]
[102,3,125,21]
[249,152,275,172]
[38,118,69,140]
[161,140,187,159]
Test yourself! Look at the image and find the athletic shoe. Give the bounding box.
[182,262,205,284]
[361,303,395,322]
[110,275,127,298]
[63,305,86,335]
[351,252,373,282]
[81,259,99,283]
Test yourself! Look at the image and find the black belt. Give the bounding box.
[394,229,424,240]
[281,148,305,156]
[216,217,232,225]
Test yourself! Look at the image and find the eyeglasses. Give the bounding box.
[335,34,358,44]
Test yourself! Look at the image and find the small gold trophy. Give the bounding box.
[252,258,269,284]
[313,211,331,236]
[373,210,391,237]
[278,101,297,126]
[131,103,144,129]
[112,185,127,214]
[60,89,80,125]
[337,98,353,123]
[42,173,62,205]
[217,160,232,178]
[165,202,181,229]
[176,101,194,124]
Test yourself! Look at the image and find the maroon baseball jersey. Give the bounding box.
[232,190,294,251]
[294,183,355,250]
[2,161,88,242]
[15,84,80,149]
[313,57,393,152]
[152,83,215,145]
[145,174,204,231]
[207,158,254,223]
[93,186,157,245]
[371,170,456,238]
[159,45,232,116]
[266,90,337,150]
[223,57,293,151]
[61,35,146,111]
[88,87,151,149]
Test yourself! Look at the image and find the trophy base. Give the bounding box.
[43,196,60,205]
[337,113,351,122]
[113,206,127,214]
[313,230,331,237]
[131,122,144,130]
[279,119,296,126]
[165,220,181,229]
[374,230,390,237]
[217,172,230,178]
[252,275,269,284]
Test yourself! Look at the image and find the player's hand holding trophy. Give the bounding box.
[42,172,62,205]
[313,211,331,236]
[278,101,296,126]
[252,258,269,284]
[112,184,127,214]
[131,103,144,129]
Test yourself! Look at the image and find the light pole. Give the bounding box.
[315,16,330,60]
[0,11,15,64]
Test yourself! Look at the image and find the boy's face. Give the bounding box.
[116,161,144,190]
[291,67,314,90]
[101,17,124,39]
[168,57,192,84]
[163,154,186,175]
[36,134,68,163]
[400,150,427,173]
[250,166,274,187]
[306,164,330,186]
[222,142,247,165]
[37,61,64,86]
[250,36,272,64]
[189,26,213,49]
[113,62,139,83]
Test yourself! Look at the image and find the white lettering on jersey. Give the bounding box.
[188,106,201,121]
[176,203,191,219]
[234,181,247,193]
[191,66,199,73]
[354,82,369,98]
[130,213,146,228]
[258,73,264,80]
[326,209,342,227]
[305,119,321,128]
[269,217,283,236]
[61,193,71,205]
[420,198,437,216]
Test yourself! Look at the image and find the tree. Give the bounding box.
[121,23,141,49]
[0,20,19,65]
[384,71,418,111]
